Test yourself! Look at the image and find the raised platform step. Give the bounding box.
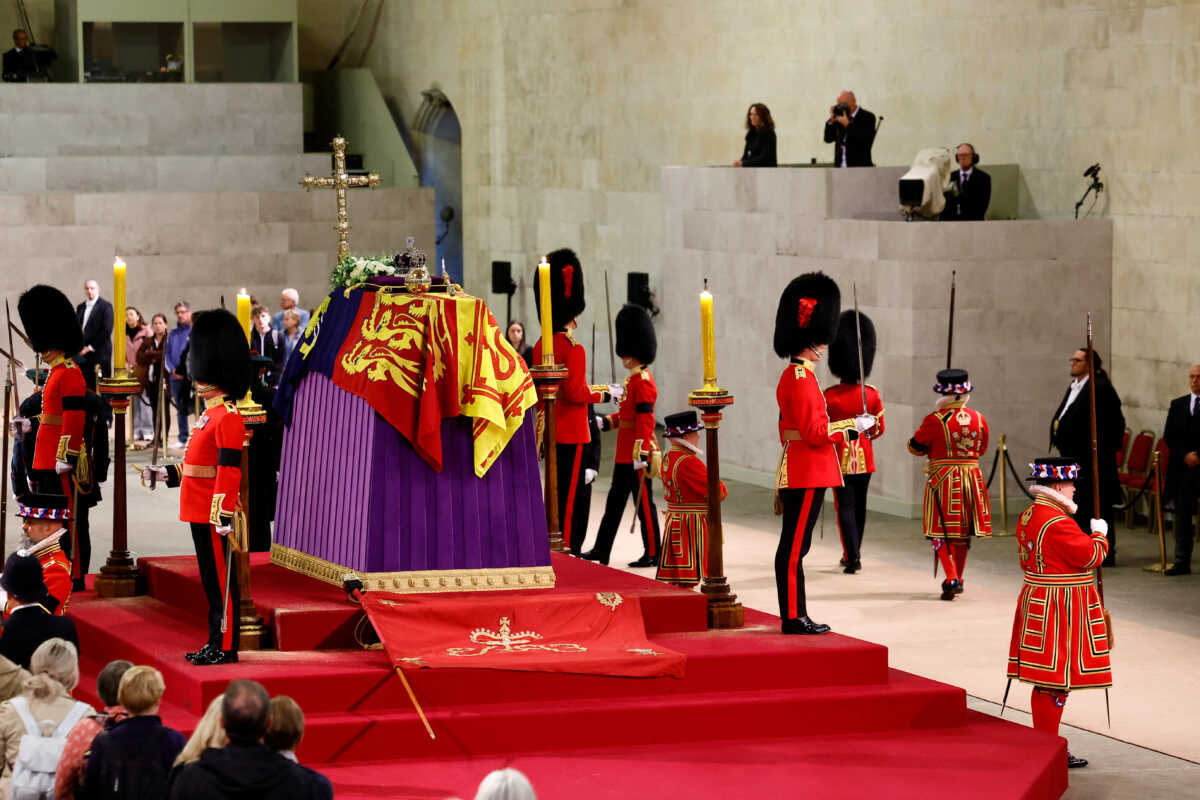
[0,153,332,193]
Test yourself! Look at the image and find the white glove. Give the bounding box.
[608,383,625,401]
[633,458,648,472]
[1090,518,1108,536]
[142,465,168,482]
[594,414,608,431]
[584,468,597,485]
[55,461,72,475]
[9,417,30,436]
[854,414,877,434]
[215,524,232,536]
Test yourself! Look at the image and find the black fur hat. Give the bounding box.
[615,304,656,366]
[0,552,45,602]
[17,285,84,355]
[532,248,586,332]
[187,309,251,399]
[828,310,876,383]
[773,273,840,358]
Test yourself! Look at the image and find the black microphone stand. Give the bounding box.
[1074,175,1104,219]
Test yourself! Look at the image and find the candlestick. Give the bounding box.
[700,279,716,389]
[537,256,555,366]
[236,290,251,344]
[112,257,126,376]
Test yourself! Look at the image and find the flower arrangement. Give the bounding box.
[330,253,398,289]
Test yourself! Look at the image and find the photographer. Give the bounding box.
[822,91,876,167]
[941,143,991,220]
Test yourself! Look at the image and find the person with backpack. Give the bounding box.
[54,659,132,800]
[0,637,92,799]
[80,665,185,799]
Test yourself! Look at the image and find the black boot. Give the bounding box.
[940,579,961,600]
[190,649,238,667]
[1165,563,1191,576]
[627,554,657,568]
[1066,751,1088,769]
[843,559,861,574]
[580,550,608,565]
[954,579,964,594]
[185,643,215,662]
[782,616,831,635]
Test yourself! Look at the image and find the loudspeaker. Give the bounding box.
[491,261,515,295]
[627,272,651,309]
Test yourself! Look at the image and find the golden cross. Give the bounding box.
[299,135,381,261]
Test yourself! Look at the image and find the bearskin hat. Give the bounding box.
[615,304,656,366]
[532,248,586,332]
[828,310,876,383]
[772,273,840,359]
[187,309,251,399]
[17,285,84,356]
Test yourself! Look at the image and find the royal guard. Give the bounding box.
[143,309,249,666]
[908,368,992,600]
[8,493,74,616]
[1007,457,1111,769]
[824,310,885,574]
[530,249,617,555]
[655,411,727,588]
[586,304,660,568]
[773,273,876,635]
[16,285,90,582]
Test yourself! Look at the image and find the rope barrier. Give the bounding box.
[1003,448,1035,500]
[1113,473,1155,512]
[984,447,1001,489]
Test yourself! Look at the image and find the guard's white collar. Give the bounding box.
[1030,485,1078,515]
[20,528,66,559]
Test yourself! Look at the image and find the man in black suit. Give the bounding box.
[3,29,38,82]
[76,279,114,378]
[0,553,79,670]
[1049,348,1125,565]
[1162,365,1200,575]
[823,90,876,167]
[941,143,992,220]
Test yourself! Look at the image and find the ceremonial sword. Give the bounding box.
[852,282,867,415]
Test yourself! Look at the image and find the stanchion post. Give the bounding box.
[531,364,569,553]
[95,374,143,597]
[998,433,1008,533]
[1144,451,1168,574]
[688,388,743,629]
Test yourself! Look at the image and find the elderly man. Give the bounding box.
[75,279,114,379]
[272,289,309,333]
[941,143,992,221]
[1162,365,1200,575]
[164,302,192,451]
[822,90,876,167]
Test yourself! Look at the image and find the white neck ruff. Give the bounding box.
[1030,484,1078,515]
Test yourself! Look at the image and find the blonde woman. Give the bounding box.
[172,695,226,772]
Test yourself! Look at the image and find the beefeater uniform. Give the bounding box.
[907,368,991,597]
[1007,458,1111,766]
[824,309,884,572]
[655,412,727,586]
[10,494,74,616]
[588,304,660,567]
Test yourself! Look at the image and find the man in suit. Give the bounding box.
[823,90,876,167]
[2,29,40,82]
[1049,348,1125,565]
[941,143,992,220]
[76,279,114,379]
[0,553,79,670]
[1162,365,1200,575]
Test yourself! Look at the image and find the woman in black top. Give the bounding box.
[735,103,777,167]
[506,320,535,367]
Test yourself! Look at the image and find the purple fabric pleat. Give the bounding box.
[275,372,550,573]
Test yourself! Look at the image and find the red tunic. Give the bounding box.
[655,447,727,585]
[908,400,992,539]
[167,398,245,525]
[823,382,885,475]
[33,357,87,470]
[1008,490,1112,691]
[4,534,72,617]
[604,368,657,463]
[775,359,855,490]
[532,332,604,444]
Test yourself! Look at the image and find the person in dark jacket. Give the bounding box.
[941,143,992,220]
[169,679,323,800]
[0,553,78,669]
[1162,364,1200,575]
[1048,348,1125,565]
[734,102,777,167]
[264,696,333,800]
[81,665,186,800]
[823,90,876,167]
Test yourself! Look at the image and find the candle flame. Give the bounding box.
[113,256,125,268]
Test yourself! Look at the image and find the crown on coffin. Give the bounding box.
[395,236,432,293]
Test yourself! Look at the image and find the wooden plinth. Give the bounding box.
[95,376,143,598]
[531,364,569,553]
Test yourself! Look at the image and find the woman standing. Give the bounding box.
[506,320,535,367]
[734,102,777,167]
[125,307,152,441]
[136,314,170,447]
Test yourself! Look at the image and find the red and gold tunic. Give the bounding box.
[1007,489,1112,691]
[532,332,604,444]
[824,382,885,475]
[775,358,855,490]
[4,532,72,617]
[604,368,657,463]
[32,356,87,470]
[908,400,991,539]
[655,446,728,585]
[165,396,245,525]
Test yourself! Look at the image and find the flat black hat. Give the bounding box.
[615,304,656,366]
[532,249,586,332]
[1028,456,1080,483]
[16,492,72,521]
[17,285,84,355]
[828,310,876,383]
[0,552,45,601]
[664,410,703,438]
[773,273,840,358]
[934,368,972,395]
[187,309,251,399]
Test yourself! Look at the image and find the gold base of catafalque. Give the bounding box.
[270,544,557,593]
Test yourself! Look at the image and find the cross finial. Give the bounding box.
[299,135,381,261]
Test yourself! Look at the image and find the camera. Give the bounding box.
[833,103,851,117]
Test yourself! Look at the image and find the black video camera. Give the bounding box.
[833,103,851,118]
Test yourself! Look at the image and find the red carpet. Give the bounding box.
[67,553,1067,798]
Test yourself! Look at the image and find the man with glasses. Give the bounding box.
[1049,348,1125,565]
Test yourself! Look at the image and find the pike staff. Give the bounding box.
[1086,312,1113,726]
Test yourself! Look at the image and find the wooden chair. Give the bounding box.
[1118,430,1156,526]
[1115,427,1131,471]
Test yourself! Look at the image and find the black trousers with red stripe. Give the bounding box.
[833,473,871,564]
[556,443,593,555]
[776,487,825,621]
[190,522,240,654]
[590,462,660,564]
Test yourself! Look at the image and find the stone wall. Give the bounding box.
[354,0,1200,443]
